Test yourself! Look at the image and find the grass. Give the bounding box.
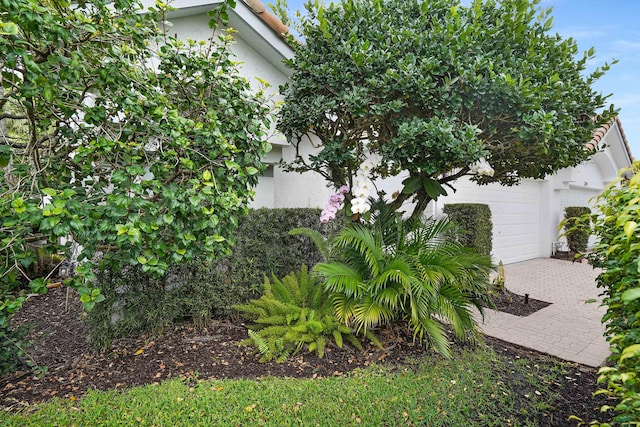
[1,346,565,426]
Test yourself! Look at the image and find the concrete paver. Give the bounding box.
[477,258,609,367]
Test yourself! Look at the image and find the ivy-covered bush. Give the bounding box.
[442,203,493,257]
[563,206,591,254]
[585,164,640,424]
[88,208,339,346]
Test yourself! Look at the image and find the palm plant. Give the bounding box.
[314,200,494,358]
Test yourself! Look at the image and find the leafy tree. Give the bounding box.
[0,0,271,369]
[278,0,615,219]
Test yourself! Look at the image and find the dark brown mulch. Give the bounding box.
[1,286,614,426]
[491,288,552,316]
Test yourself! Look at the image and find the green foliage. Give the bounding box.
[0,346,574,426]
[584,163,640,425]
[0,0,269,370]
[314,200,494,358]
[563,206,592,254]
[278,0,615,219]
[87,260,234,348]
[86,209,338,346]
[443,203,493,257]
[0,296,28,375]
[217,208,342,298]
[0,0,266,306]
[235,266,362,362]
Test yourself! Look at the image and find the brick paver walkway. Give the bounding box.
[478,258,609,367]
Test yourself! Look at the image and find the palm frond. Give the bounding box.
[334,226,383,276]
[412,317,451,359]
[352,297,396,332]
[289,227,330,261]
[314,262,362,297]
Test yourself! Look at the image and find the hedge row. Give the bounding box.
[88,208,339,347]
[442,203,493,257]
[587,167,640,424]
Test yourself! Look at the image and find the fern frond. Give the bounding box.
[315,336,327,358]
[269,274,294,304]
[333,329,343,348]
[255,315,290,326]
[364,330,383,350]
[247,330,271,360]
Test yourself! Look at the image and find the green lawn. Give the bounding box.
[1,346,565,427]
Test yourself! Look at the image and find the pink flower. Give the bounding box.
[330,193,345,205]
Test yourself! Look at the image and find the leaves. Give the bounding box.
[585,161,640,422]
[279,0,614,219]
[313,200,493,358]
[1,0,270,287]
[234,266,363,362]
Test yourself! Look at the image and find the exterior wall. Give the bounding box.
[275,137,332,208]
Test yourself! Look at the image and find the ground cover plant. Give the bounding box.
[234,265,364,362]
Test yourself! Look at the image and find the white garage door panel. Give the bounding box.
[490,181,541,264]
[438,179,542,264]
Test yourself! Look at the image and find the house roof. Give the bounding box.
[240,0,290,39]
[587,117,635,162]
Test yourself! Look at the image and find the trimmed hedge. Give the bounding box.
[563,206,591,254]
[442,203,493,257]
[88,208,340,347]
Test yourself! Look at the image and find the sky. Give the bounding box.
[271,0,640,158]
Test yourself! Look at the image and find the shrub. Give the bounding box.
[234,265,363,362]
[217,208,342,300]
[314,202,494,358]
[585,164,640,424]
[87,261,223,348]
[0,297,29,375]
[87,208,339,346]
[563,206,591,254]
[442,203,493,257]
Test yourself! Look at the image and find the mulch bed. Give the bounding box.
[1,286,614,425]
[491,289,551,316]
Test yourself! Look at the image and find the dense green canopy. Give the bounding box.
[279,0,615,217]
[0,0,269,295]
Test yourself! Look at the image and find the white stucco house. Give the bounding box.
[154,0,634,265]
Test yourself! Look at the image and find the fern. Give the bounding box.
[234,266,362,362]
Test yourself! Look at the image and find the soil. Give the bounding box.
[491,288,552,316]
[1,286,615,426]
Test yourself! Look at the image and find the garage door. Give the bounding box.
[437,178,542,264]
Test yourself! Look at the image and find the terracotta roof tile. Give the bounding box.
[588,117,634,161]
[240,0,289,38]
